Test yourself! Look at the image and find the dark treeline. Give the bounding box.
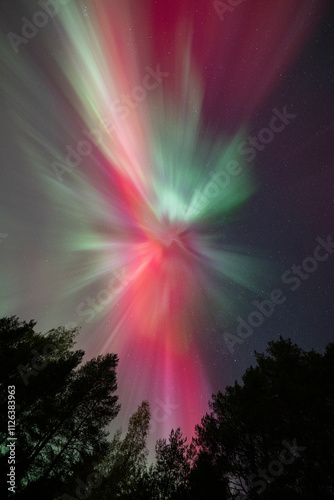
[0,316,333,499]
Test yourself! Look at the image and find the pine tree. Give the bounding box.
[93,401,151,499]
[0,316,120,498]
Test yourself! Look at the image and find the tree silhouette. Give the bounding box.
[90,400,151,499]
[2,317,333,499]
[0,316,120,499]
[153,427,190,499]
[193,337,334,498]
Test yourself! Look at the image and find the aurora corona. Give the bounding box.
[1,0,324,444]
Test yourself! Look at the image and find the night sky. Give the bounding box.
[1,0,333,453]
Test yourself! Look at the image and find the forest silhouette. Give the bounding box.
[1,316,333,499]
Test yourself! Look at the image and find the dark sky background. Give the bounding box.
[1,0,333,451]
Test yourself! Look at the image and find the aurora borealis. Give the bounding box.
[1,0,333,452]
